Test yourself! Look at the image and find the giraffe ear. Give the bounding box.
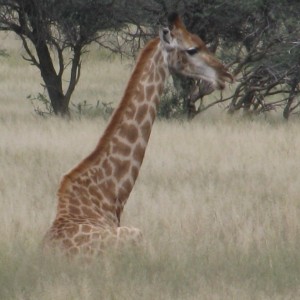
[159,27,171,44]
[159,27,175,50]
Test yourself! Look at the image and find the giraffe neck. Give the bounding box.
[58,38,169,226]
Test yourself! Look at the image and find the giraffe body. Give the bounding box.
[44,13,232,256]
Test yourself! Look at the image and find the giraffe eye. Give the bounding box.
[186,47,199,56]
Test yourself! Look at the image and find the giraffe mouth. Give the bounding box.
[184,71,223,90]
[191,72,232,91]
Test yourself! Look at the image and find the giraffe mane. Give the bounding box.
[58,38,161,195]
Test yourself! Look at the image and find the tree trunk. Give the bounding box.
[34,42,69,116]
[24,0,70,117]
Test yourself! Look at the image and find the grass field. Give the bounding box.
[1,33,300,299]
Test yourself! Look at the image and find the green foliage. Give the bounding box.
[27,88,188,120]
[27,93,114,119]
[71,100,114,119]
[2,0,300,118]
[0,0,141,116]
[0,49,8,57]
[27,93,54,117]
[157,82,186,120]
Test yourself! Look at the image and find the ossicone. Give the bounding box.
[168,12,179,24]
[167,12,185,30]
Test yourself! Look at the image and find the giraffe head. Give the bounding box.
[159,13,233,89]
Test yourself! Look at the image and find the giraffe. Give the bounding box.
[43,13,232,256]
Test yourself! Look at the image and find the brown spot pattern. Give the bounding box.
[63,239,73,248]
[125,102,137,119]
[145,85,155,100]
[74,234,90,246]
[73,186,89,198]
[141,121,152,141]
[82,207,99,219]
[119,123,139,144]
[99,179,116,200]
[89,186,102,199]
[102,202,115,213]
[133,143,145,162]
[103,159,112,176]
[90,168,104,183]
[111,157,131,181]
[69,205,81,215]
[158,67,166,80]
[149,106,156,121]
[82,225,92,233]
[155,72,161,82]
[131,166,139,181]
[81,196,92,206]
[112,139,131,157]
[135,104,148,124]
[68,247,79,255]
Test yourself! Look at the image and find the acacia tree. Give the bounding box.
[187,0,300,119]
[129,0,300,119]
[0,0,128,116]
[219,0,300,119]
[1,0,299,118]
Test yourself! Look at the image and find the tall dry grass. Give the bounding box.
[1,33,300,299]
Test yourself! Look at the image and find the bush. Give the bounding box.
[27,93,114,119]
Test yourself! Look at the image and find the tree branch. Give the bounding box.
[51,38,64,78]
[19,34,40,68]
[65,45,82,103]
